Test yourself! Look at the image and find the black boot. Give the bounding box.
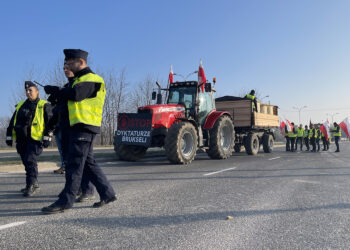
[92,196,117,208]
[23,183,40,197]
[42,202,69,214]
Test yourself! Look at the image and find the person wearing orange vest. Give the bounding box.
[6,81,53,197]
[42,49,116,214]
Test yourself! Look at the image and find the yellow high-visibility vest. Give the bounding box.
[12,99,47,141]
[245,94,256,110]
[68,72,106,127]
[297,128,304,137]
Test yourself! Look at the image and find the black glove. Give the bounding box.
[44,85,60,95]
[42,136,52,148]
[6,137,12,147]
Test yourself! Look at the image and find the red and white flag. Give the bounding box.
[285,119,293,132]
[198,60,206,92]
[339,117,350,137]
[320,120,330,140]
[279,119,286,136]
[168,65,174,84]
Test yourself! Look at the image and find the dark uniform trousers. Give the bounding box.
[316,138,320,151]
[304,137,310,150]
[57,129,115,208]
[16,139,43,187]
[310,138,316,151]
[334,136,340,151]
[290,138,296,152]
[60,127,94,196]
[296,137,303,150]
[285,137,290,151]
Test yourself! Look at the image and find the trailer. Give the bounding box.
[215,96,279,155]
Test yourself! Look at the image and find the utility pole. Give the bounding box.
[293,106,307,125]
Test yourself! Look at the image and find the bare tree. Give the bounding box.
[130,75,157,110]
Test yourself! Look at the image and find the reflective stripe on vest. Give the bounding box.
[333,126,341,137]
[245,94,256,109]
[12,99,47,141]
[303,129,309,138]
[68,72,106,127]
[297,128,304,137]
[308,128,314,138]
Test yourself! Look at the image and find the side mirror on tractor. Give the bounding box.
[152,91,157,100]
[205,83,212,92]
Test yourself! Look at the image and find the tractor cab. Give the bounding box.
[165,81,216,125]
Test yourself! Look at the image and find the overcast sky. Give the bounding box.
[1,0,349,125]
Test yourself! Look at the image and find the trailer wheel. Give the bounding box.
[165,122,198,164]
[244,133,259,155]
[263,134,274,153]
[234,144,241,153]
[115,144,147,161]
[207,116,235,159]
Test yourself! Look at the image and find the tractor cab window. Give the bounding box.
[198,91,215,125]
[167,86,197,111]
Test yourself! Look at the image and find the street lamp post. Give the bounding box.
[293,106,307,125]
[326,113,339,124]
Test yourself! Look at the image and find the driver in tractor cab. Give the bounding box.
[245,90,257,112]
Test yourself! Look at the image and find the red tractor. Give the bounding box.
[114,79,235,164]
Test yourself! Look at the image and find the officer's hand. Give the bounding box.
[42,136,52,148]
[44,85,60,95]
[47,94,58,104]
[5,137,12,147]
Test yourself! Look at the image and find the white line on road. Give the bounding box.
[204,167,236,176]
[294,179,320,184]
[268,157,281,161]
[0,221,26,231]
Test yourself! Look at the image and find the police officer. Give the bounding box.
[42,49,116,214]
[245,90,257,112]
[296,124,304,151]
[289,122,297,152]
[48,63,95,202]
[303,125,310,151]
[6,81,53,197]
[309,124,316,152]
[332,122,341,152]
[315,125,321,152]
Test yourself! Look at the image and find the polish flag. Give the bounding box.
[285,119,293,132]
[168,65,174,84]
[339,117,350,137]
[280,119,286,136]
[320,120,330,140]
[198,60,206,92]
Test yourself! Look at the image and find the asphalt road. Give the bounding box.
[1,143,350,249]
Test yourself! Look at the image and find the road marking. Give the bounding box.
[268,157,281,161]
[204,167,236,176]
[0,221,26,231]
[294,179,320,184]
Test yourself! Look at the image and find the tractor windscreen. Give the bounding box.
[167,86,197,110]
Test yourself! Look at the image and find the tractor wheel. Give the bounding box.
[164,122,198,164]
[115,144,147,161]
[263,134,274,153]
[234,144,241,153]
[207,116,235,159]
[244,133,259,155]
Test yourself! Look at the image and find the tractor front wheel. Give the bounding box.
[115,144,147,161]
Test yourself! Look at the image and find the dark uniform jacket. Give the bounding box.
[6,98,53,141]
[55,67,102,134]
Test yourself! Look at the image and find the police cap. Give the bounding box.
[25,81,36,90]
[63,49,88,61]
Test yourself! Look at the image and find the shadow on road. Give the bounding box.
[57,203,350,229]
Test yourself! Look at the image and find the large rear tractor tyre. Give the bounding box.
[244,133,259,155]
[234,144,242,153]
[115,144,147,161]
[263,134,274,153]
[164,122,198,164]
[207,116,235,159]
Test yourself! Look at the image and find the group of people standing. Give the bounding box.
[6,49,117,214]
[285,122,341,153]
